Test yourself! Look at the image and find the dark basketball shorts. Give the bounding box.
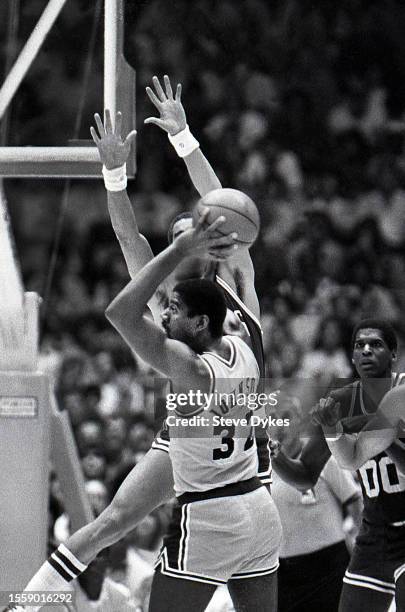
[344,518,405,596]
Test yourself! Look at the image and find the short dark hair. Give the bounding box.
[167,212,193,244]
[173,279,227,338]
[351,318,398,352]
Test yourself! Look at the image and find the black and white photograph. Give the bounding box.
[0,1,404,611]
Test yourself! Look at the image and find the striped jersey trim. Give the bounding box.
[152,438,170,453]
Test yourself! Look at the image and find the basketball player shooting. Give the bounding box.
[103,210,281,612]
[15,77,277,611]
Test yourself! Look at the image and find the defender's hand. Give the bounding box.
[90,110,136,170]
[145,75,187,136]
[311,397,342,429]
[173,208,238,261]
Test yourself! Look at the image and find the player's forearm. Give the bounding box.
[272,451,317,491]
[183,148,222,196]
[107,189,154,278]
[326,433,368,471]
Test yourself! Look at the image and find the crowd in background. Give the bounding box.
[2,0,405,601]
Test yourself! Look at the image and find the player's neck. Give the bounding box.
[360,371,393,403]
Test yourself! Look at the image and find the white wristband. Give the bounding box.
[168,125,199,158]
[102,164,127,192]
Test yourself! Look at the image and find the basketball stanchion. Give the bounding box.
[0,194,93,592]
[0,1,134,602]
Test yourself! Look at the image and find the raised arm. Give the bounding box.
[145,75,221,197]
[145,76,259,319]
[91,110,166,321]
[105,210,237,387]
[313,394,403,471]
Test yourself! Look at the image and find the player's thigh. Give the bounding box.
[228,571,277,612]
[148,570,217,612]
[338,582,393,612]
[112,448,174,521]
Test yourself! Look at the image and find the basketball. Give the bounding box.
[193,188,260,247]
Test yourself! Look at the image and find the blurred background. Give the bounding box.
[1,0,405,606]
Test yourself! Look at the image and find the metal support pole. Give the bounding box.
[0,0,68,120]
[0,146,99,162]
[104,0,119,124]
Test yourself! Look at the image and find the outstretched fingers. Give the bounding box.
[94,113,105,138]
[175,83,182,102]
[104,109,113,134]
[152,75,166,102]
[115,111,122,137]
[125,130,137,147]
[90,126,100,144]
[146,86,162,110]
[164,75,174,100]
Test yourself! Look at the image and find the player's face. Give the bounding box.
[161,292,198,344]
[352,328,394,378]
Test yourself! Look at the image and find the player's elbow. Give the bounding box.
[105,299,133,328]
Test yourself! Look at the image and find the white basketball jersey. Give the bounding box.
[169,335,260,495]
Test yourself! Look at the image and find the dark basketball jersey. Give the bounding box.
[330,374,405,525]
[152,274,271,485]
[215,275,265,380]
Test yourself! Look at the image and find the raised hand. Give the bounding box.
[145,75,187,136]
[90,109,136,170]
[173,208,238,261]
